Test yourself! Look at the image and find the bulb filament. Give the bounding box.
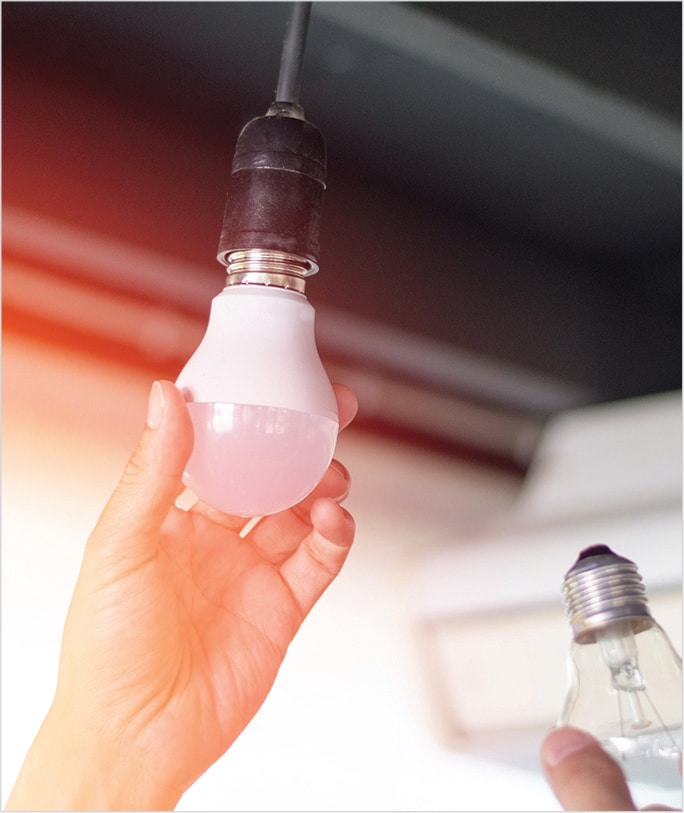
[596,621,682,752]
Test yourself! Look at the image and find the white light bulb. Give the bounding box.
[177,38,334,517]
[558,545,682,808]
[176,282,338,517]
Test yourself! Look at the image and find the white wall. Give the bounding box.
[2,331,569,810]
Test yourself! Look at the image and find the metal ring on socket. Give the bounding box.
[222,248,318,275]
[221,249,318,292]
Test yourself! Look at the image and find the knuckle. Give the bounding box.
[120,447,152,487]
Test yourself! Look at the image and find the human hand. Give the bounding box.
[541,726,677,811]
[7,380,357,811]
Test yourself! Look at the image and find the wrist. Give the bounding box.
[6,703,182,811]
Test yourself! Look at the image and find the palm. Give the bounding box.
[65,495,345,793]
[118,509,303,765]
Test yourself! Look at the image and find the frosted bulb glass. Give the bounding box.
[558,546,683,809]
[176,285,338,517]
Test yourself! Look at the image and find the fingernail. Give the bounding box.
[329,459,351,501]
[330,459,350,482]
[543,727,596,768]
[147,381,165,430]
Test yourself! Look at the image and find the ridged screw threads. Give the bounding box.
[561,545,652,644]
[222,248,316,293]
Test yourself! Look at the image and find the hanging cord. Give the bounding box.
[218,0,325,275]
[275,2,312,105]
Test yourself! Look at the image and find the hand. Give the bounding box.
[7,380,358,811]
[541,726,676,811]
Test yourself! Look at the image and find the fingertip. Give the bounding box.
[332,382,358,430]
[155,380,194,460]
[328,458,352,502]
[541,726,596,769]
[157,379,191,418]
[146,380,166,430]
[540,726,637,811]
[302,458,351,508]
[310,497,355,548]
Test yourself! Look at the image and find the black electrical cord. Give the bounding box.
[275,2,312,105]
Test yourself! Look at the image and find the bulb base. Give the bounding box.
[562,545,653,644]
[223,249,316,292]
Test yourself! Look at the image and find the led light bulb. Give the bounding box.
[176,28,338,517]
[176,276,337,517]
[558,545,682,808]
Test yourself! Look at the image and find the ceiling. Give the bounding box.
[3,2,681,470]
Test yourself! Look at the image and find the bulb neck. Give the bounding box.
[562,545,653,644]
[222,249,315,293]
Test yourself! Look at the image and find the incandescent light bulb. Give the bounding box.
[558,545,682,808]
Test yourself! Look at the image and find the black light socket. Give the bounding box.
[217,107,327,269]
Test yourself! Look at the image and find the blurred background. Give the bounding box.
[2,2,681,809]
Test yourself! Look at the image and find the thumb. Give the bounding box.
[541,726,636,811]
[89,380,194,559]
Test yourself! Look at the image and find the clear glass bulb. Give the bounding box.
[176,283,338,517]
[558,545,682,808]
